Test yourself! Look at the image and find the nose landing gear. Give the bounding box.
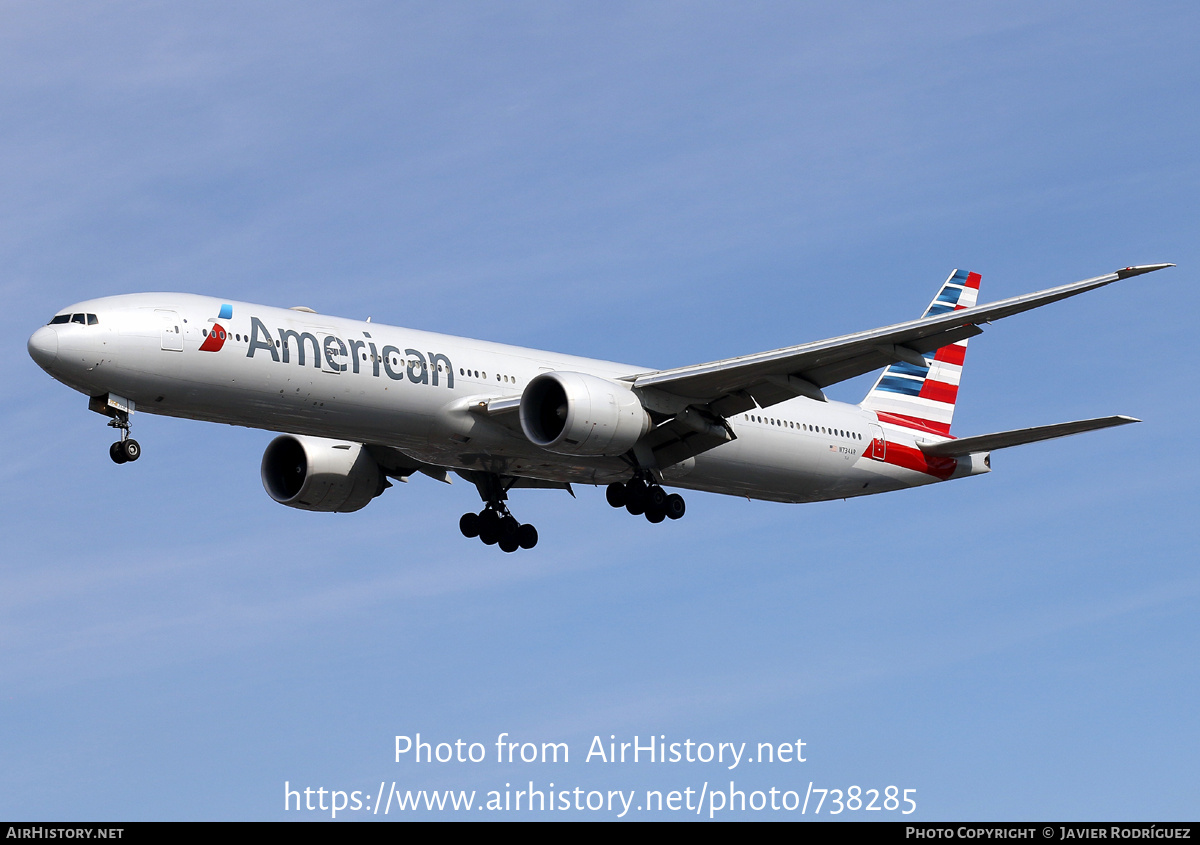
[89,394,141,465]
[106,412,140,464]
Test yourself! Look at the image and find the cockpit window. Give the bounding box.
[47,313,99,326]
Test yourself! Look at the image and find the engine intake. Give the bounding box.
[519,371,651,456]
[261,435,387,512]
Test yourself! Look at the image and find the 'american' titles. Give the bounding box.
[245,316,454,388]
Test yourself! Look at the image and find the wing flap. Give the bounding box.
[366,444,449,482]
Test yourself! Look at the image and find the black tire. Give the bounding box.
[459,512,480,538]
[109,442,127,464]
[645,506,666,524]
[605,483,627,508]
[517,523,538,550]
[499,515,520,539]
[498,536,520,553]
[625,481,647,515]
[122,439,141,462]
[479,509,501,535]
[480,528,499,545]
[647,485,667,509]
[665,493,686,520]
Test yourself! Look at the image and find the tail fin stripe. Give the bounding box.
[886,360,933,379]
[919,380,958,404]
[877,375,924,396]
[934,343,967,365]
[873,411,953,437]
[925,363,962,387]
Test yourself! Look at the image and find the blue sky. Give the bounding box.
[2,2,1197,820]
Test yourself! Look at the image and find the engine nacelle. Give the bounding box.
[519,371,651,456]
[260,434,387,513]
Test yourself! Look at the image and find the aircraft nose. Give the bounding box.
[28,325,59,370]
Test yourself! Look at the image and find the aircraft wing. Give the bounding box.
[627,264,1172,417]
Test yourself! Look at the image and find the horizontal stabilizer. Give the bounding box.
[919,415,1140,458]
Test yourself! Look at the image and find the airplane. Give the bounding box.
[27,263,1173,553]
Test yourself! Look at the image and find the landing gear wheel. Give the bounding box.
[645,506,666,524]
[624,481,647,515]
[646,484,667,509]
[478,509,501,545]
[459,512,480,538]
[665,493,686,520]
[109,442,128,464]
[122,439,141,462]
[517,523,538,550]
[605,483,627,508]
[498,536,520,553]
[499,514,520,540]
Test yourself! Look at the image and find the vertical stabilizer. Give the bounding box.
[860,269,981,435]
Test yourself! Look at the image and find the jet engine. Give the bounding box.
[260,434,387,513]
[519,371,651,457]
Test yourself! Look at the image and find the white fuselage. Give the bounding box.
[28,293,984,504]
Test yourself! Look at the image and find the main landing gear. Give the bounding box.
[460,473,538,552]
[107,412,141,465]
[605,478,685,524]
[459,506,538,553]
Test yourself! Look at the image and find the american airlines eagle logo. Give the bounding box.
[198,304,234,352]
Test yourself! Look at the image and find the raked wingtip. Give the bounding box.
[1116,263,1175,279]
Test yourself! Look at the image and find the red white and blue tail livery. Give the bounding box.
[862,269,980,436]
